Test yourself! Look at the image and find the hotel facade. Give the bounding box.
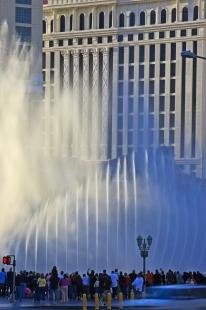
[43,0,206,178]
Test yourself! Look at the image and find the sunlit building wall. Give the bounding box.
[43,0,206,178]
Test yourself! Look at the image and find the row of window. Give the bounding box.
[43,6,199,33]
[16,7,31,24]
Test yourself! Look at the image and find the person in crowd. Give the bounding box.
[59,273,70,303]
[49,266,59,302]
[0,268,7,297]
[82,273,90,297]
[6,268,13,296]
[87,269,96,299]
[146,270,154,286]
[37,273,46,301]
[110,270,118,298]
[132,273,144,298]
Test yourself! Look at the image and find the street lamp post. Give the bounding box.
[136,235,152,278]
[181,50,206,60]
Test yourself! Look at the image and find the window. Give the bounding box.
[118,82,123,96]
[149,115,154,128]
[89,13,93,29]
[138,115,144,129]
[118,35,123,42]
[159,96,165,111]
[128,34,133,41]
[170,79,176,93]
[129,66,134,79]
[159,80,165,93]
[139,81,144,95]
[138,98,144,112]
[16,26,31,42]
[170,30,175,38]
[79,14,84,30]
[170,114,175,127]
[119,67,124,80]
[117,132,123,145]
[129,82,134,95]
[170,96,175,111]
[139,65,144,78]
[149,32,154,39]
[159,130,164,144]
[171,43,176,60]
[150,45,155,62]
[128,115,133,130]
[159,114,164,128]
[43,20,46,34]
[181,29,186,36]
[150,10,156,24]
[182,7,188,21]
[50,52,55,68]
[128,132,133,145]
[140,11,145,26]
[118,98,123,113]
[161,9,167,23]
[169,130,175,144]
[192,28,197,36]
[16,7,31,23]
[138,33,143,40]
[160,63,165,77]
[99,12,104,29]
[60,15,65,32]
[118,116,123,129]
[160,44,166,61]
[159,32,165,38]
[129,12,135,26]
[149,64,155,78]
[139,46,145,62]
[50,20,54,33]
[109,11,113,28]
[171,8,176,22]
[193,6,199,20]
[16,0,31,4]
[70,15,73,31]
[149,81,154,94]
[42,53,46,69]
[149,97,154,112]
[128,98,134,113]
[119,47,124,64]
[119,13,125,27]
[129,46,134,63]
[149,131,154,144]
[170,63,176,77]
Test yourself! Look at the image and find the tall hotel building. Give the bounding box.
[43,0,206,178]
[0,0,43,90]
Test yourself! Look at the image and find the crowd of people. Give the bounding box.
[0,267,205,303]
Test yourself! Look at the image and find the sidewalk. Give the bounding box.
[0,298,206,309]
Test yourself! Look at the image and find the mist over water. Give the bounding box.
[0,24,206,273]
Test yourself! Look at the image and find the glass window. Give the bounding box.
[161,9,167,23]
[193,6,199,20]
[138,33,143,40]
[170,31,175,38]
[169,130,175,144]
[140,11,145,26]
[138,115,144,129]
[129,82,134,95]
[128,115,133,130]
[139,81,144,95]
[150,10,156,24]
[16,26,31,42]
[149,64,155,78]
[159,32,165,38]
[118,98,123,113]
[79,13,85,30]
[138,97,144,112]
[109,11,113,28]
[43,20,46,34]
[171,8,176,23]
[128,132,133,145]
[16,7,31,23]
[159,114,164,128]
[170,96,175,111]
[99,12,104,29]
[128,99,134,113]
[118,116,123,130]
[129,12,135,26]
[149,97,154,112]
[129,46,134,63]
[170,114,175,127]
[159,130,164,144]
[149,131,154,144]
[160,44,166,61]
[139,46,145,62]
[118,82,123,96]
[16,0,31,4]
[118,67,124,80]
[171,43,176,60]
[149,115,154,128]
[139,65,144,78]
[118,35,123,42]
[129,66,134,79]
[150,45,155,62]
[182,7,188,21]
[149,81,154,94]
[160,63,165,77]
[159,80,165,93]
[50,52,54,68]
[128,34,133,41]
[119,13,125,27]
[117,132,123,145]
[149,32,154,40]
[89,13,92,29]
[170,63,176,77]
[159,96,165,111]
[170,79,176,93]
[119,47,124,64]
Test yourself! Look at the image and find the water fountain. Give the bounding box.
[0,24,206,274]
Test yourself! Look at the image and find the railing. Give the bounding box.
[46,0,107,5]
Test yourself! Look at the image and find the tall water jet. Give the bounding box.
[116,158,120,266]
[106,161,110,269]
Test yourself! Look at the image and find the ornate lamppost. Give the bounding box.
[136,235,152,278]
